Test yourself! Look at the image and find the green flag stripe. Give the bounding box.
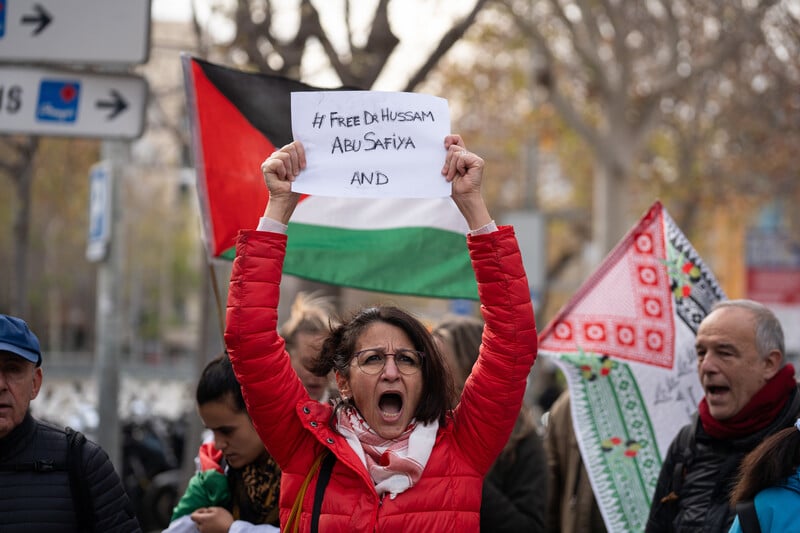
[220,223,478,300]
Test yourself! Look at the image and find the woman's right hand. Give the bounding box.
[189,506,234,533]
[261,141,305,224]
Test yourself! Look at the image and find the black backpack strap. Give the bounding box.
[735,500,762,533]
[0,427,91,530]
[671,420,697,495]
[66,427,92,533]
[310,451,336,533]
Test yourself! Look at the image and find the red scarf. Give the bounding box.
[699,364,797,440]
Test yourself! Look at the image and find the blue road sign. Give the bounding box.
[36,78,81,123]
[0,0,7,38]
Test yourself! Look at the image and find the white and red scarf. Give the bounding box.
[336,407,438,499]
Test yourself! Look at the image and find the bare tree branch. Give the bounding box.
[298,0,352,82]
[354,0,399,86]
[227,1,489,91]
[548,0,614,96]
[404,0,491,91]
[504,4,605,153]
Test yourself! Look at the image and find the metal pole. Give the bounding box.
[93,140,128,471]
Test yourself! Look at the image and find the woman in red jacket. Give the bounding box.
[224,134,538,532]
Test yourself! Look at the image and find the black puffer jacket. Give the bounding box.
[481,427,548,532]
[646,386,800,533]
[0,412,141,532]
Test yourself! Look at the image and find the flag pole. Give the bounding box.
[208,261,226,342]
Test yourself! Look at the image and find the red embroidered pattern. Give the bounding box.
[540,204,676,368]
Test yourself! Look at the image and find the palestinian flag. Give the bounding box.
[538,201,726,532]
[181,55,476,299]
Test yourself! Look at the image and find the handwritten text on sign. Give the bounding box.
[291,91,451,198]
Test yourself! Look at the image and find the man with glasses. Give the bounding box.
[0,314,141,532]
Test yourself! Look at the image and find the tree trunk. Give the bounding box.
[592,160,629,259]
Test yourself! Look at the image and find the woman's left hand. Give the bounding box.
[441,134,492,231]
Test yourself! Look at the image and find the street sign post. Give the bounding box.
[0,0,150,65]
[0,64,147,138]
[0,0,152,473]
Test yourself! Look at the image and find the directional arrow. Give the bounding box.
[95,90,128,120]
[21,3,53,36]
[0,1,150,65]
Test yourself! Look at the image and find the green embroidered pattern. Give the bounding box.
[561,349,660,532]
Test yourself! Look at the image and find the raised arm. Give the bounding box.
[442,135,538,474]
[225,141,316,467]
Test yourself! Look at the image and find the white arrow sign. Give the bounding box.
[0,65,147,139]
[0,0,150,65]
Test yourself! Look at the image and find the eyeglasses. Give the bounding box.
[352,348,424,375]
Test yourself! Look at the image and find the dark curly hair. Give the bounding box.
[311,306,455,426]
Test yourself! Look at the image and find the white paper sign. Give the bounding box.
[291,91,451,198]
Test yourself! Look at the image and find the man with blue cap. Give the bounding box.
[0,314,142,532]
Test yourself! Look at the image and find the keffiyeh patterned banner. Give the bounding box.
[539,201,726,532]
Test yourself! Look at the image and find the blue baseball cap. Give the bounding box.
[0,314,42,367]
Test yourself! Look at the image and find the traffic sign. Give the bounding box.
[0,64,147,138]
[86,160,112,262]
[0,0,150,65]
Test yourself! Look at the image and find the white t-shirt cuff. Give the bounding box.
[468,220,498,236]
[257,217,288,234]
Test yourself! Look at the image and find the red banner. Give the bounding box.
[747,269,800,304]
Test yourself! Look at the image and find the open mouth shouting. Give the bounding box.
[379,391,404,422]
[703,380,736,419]
[705,384,730,400]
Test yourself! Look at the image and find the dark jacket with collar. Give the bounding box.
[646,385,800,533]
[0,411,141,532]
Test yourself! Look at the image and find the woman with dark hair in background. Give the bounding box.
[728,420,800,533]
[163,353,280,533]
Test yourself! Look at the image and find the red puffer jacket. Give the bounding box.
[225,225,537,532]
